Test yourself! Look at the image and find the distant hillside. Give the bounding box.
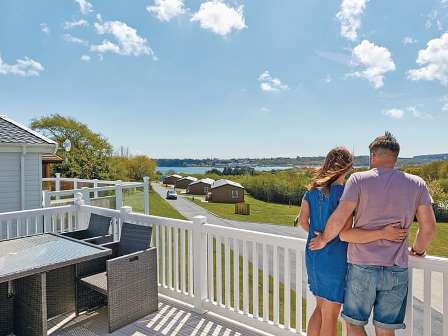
[156,154,448,168]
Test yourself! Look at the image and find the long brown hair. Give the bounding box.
[308,147,353,194]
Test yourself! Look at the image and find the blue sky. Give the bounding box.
[0,0,447,158]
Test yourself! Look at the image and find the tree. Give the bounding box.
[127,155,157,181]
[31,114,113,179]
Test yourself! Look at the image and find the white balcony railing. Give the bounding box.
[0,198,447,336]
[42,174,150,214]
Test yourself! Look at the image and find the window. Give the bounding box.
[231,190,239,199]
[204,186,209,193]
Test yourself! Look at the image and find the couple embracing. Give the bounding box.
[296,132,436,336]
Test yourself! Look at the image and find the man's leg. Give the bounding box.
[320,299,341,336]
[341,264,377,336]
[373,266,408,336]
[374,326,394,336]
[346,323,367,336]
[307,298,323,336]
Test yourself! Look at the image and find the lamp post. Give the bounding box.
[63,139,71,164]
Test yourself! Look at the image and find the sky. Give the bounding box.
[0,0,447,159]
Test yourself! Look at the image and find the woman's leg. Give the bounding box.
[319,300,342,336]
[307,298,323,336]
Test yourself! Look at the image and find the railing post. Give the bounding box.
[74,192,88,231]
[143,176,150,215]
[119,206,132,240]
[42,191,51,208]
[93,179,99,198]
[73,178,78,190]
[115,181,123,210]
[192,215,207,314]
[81,187,91,205]
[55,173,61,200]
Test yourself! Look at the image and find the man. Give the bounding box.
[309,132,436,336]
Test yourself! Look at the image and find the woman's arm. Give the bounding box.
[295,199,310,232]
[339,222,408,244]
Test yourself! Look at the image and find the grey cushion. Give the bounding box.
[87,214,112,237]
[118,223,152,256]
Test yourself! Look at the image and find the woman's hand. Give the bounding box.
[380,223,408,242]
[309,232,328,250]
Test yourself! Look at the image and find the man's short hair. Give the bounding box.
[369,131,400,158]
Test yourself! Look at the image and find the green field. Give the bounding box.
[188,194,299,226]
[186,195,447,258]
[123,190,186,220]
[125,190,448,258]
[409,222,448,257]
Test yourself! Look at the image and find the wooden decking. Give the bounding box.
[51,297,265,336]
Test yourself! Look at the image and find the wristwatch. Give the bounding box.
[411,247,426,257]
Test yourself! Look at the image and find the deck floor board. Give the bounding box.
[52,298,264,336]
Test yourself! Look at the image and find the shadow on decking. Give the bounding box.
[52,298,263,336]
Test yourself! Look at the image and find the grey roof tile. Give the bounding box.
[0,116,55,145]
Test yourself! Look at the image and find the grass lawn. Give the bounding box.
[187,194,448,258]
[409,222,448,257]
[187,194,299,226]
[123,189,186,220]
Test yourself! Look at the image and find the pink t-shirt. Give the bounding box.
[340,167,433,267]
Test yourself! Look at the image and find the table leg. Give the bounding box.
[0,282,14,336]
[14,273,47,336]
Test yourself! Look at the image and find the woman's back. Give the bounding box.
[305,184,344,241]
[304,183,348,304]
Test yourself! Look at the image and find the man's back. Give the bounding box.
[341,167,432,267]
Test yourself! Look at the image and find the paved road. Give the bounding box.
[152,183,307,239]
[153,183,441,335]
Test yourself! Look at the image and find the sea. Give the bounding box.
[156,166,293,175]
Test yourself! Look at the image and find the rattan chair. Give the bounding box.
[76,223,157,332]
[63,213,113,244]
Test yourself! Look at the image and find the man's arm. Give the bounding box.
[411,204,436,255]
[309,200,356,250]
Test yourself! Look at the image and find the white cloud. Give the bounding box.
[402,36,417,45]
[324,74,333,83]
[40,23,50,35]
[349,40,395,89]
[91,18,154,57]
[80,54,91,62]
[441,96,448,112]
[75,0,93,15]
[407,106,433,119]
[147,0,186,22]
[64,19,89,29]
[0,54,44,77]
[63,34,89,46]
[425,9,443,31]
[382,108,404,119]
[316,50,351,66]
[258,71,289,92]
[336,0,368,41]
[191,0,246,37]
[408,33,448,85]
[260,107,270,113]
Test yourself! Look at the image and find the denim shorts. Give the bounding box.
[341,264,408,330]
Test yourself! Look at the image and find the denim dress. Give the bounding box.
[304,184,348,304]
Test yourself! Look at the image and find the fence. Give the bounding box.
[42,174,150,215]
[0,199,447,336]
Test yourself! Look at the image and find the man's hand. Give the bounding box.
[381,223,408,242]
[309,232,328,250]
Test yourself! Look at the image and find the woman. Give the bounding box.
[295,147,407,336]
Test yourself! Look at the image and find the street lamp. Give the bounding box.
[63,139,71,164]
